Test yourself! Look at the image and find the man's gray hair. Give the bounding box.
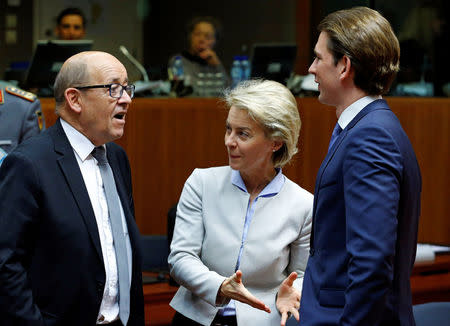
[53,58,90,114]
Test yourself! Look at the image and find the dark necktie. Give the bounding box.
[91,146,130,325]
[328,123,342,152]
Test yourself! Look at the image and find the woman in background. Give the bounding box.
[168,16,229,95]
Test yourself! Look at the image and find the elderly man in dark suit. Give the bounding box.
[0,51,144,326]
[0,85,45,165]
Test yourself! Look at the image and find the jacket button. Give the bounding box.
[97,282,104,293]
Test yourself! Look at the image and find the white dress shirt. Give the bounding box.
[337,95,382,129]
[60,119,132,324]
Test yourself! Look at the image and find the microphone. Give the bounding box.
[119,45,171,95]
[119,45,149,82]
[119,45,155,94]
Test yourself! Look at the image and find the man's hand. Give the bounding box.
[219,270,271,313]
[276,272,300,326]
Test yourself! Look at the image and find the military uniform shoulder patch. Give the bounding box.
[0,88,4,105]
[5,86,37,102]
[36,109,44,130]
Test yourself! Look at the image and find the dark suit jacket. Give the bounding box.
[0,119,144,326]
[300,100,421,326]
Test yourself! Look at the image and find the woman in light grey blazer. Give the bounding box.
[168,79,313,326]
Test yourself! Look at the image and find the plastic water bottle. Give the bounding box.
[240,55,251,81]
[172,56,184,81]
[230,56,242,88]
[169,56,185,97]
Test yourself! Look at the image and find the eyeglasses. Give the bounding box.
[75,83,135,99]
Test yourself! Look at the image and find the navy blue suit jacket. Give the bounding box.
[299,100,421,326]
[0,119,144,326]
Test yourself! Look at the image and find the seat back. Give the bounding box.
[140,234,169,272]
[413,302,450,326]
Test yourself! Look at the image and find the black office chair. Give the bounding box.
[140,203,177,275]
[167,203,177,253]
[140,234,169,284]
[167,203,179,286]
[413,302,450,326]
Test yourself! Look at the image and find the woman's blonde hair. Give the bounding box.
[223,79,300,168]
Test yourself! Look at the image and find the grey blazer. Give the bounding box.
[0,86,45,155]
[168,166,313,326]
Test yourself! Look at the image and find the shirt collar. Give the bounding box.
[338,95,381,130]
[60,118,98,162]
[231,168,284,197]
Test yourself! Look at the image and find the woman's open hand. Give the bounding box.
[219,270,271,313]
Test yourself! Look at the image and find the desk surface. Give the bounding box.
[411,253,450,304]
[143,273,177,326]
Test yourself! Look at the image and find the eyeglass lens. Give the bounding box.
[110,84,134,98]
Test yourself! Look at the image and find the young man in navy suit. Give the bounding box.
[0,51,144,325]
[299,7,421,326]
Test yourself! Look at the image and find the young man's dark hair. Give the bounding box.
[55,7,86,40]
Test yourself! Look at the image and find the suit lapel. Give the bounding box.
[50,120,104,263]
[316,129,346,187]
[313,99,390,210]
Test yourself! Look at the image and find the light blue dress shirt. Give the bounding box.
[220,168,285,316]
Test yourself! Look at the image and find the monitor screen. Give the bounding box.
[250,43,297,85]
[25,40,93,89]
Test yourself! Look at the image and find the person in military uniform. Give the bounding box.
[0,86,45,165]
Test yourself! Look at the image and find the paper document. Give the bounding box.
[415,243,450,265]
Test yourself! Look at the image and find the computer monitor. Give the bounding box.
[25,40,93,90]
[250,43,297,85]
